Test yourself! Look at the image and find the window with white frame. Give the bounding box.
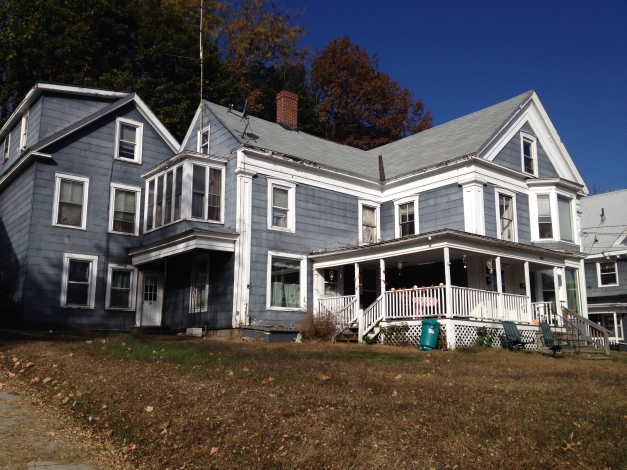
[521,134,536,175]
[536,194,553,239]
[114,118,143,164]
[496,190,516,241]
[598,261,618,287]
[190,254,209,312]
[2,133,9,163]
[267,252,306,310]
[106,264,137,310]
[267,179,295,232]
[358,201,380,243]
[61,253,98,308]
[52,173,89,230]
[557,195,574,242]
[394,197,418,238]
[109,183,141,235]
[191,164,223,221]
[20,112,28,150]
[145,165,184,231]
[197,125,210,154]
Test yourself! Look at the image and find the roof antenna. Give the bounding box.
[199,0,204,141]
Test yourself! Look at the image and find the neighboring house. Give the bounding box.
[581,190,627,348]
[0,83,594,347]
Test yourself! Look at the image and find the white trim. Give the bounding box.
[140,151,228,179]
[460,180,485,235]
[494,187,518,242]
[143,161,186,233]
[267,177,296,232]
[20,111,29,151]
[179,106,201,152]
[393,195,419,238]
[105,263,138,311]
[61,253,98,309]
[188,161,226,225]
[597,260,619,287]
[189,253,210,313]
[520,131,537,177]
[114,117,144,164]
[108,182,141,236]
[0,150,52,192]
[197,124,210,154]
[52,173,90,230]
[586,249,627,259]
[266,251,308,311]
[2,132,10,163]
[131,94,180,152]
[587,312,623,340]
[358,200,381,244]
[233,170,255,327]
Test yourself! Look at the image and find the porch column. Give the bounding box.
[444,247,453,318]
[579,259,589,318]
[553,267,562,317]
[380,258,387,318]
[356,263,363,344]
[495,256,503,318]
[312,268,324,315]
[614,312,619,343]
[524,261,533,322]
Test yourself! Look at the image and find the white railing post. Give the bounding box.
[524,261,532,322]
[355,262,363,344]
[444,247,453,318]
[380,258,386,318]
[495,256,503,319]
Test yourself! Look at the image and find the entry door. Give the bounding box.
[141,272,163,326]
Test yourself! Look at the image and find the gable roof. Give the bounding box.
[200,91,535,180]
[581,190,627,256]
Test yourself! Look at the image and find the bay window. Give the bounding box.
[558,196,574,242]
[537,194,553,239]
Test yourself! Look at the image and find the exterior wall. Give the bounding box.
[0,164,36,310]
[248,175,359,327]
[493,122,559,178]
[419,184,465,233]
[585,259,627,303]
[380,200,394,240]
[21,102,175,328]
[26,96,43,149]
[484,184,497,238]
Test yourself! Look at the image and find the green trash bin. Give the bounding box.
[419,319,440,351]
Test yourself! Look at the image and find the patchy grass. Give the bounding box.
[2,330,627,469]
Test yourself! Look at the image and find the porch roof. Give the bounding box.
[127,228,239,265]
[309,229,585,263]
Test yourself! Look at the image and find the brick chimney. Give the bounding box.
[276,90,298,129]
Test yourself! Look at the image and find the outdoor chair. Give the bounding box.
[502,321,534,350]
[539,321,571,358]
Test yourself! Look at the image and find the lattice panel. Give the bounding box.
[453,324,538,350]
[380,324,447,347]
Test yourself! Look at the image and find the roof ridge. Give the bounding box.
[583,188,627,199]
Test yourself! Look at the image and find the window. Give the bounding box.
[496,191,516,241]
[393,197,418,238]
[191,164,223,222]
[114,118,143,164]
[61,253,98,308]
[558,195,574,242]
[197,125,210,154]
[536,194,553,239]
[2,133,9,163]
[105,264,137,310]
[598,261,618,287]
[145,165,185,231]
[20,112,28,150]
[358,201,380,244]
[564,267,580,314]
[109,183,141,236]
[190,255,209,312]
[267,252,307,310]
[192,165,205,218]
[52,173,89,230]
[324,268,340,297]
[590,313,623,340]
[521,133,536,175]
[267,179,296,232]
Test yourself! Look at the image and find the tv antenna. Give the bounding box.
[199,0,204,139]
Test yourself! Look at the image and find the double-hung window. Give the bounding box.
[496,190,517,241]
[191,164,223,222]
[106,264,138,310]
[190,254,209,312]
[20,112,28,150]
[198,125,210,154]
[394,197,418,238]
[109,183,141,235]
[53,173,89,230]
[61,253,98,308]
[115,118,143,164]
[267,252,307,310]
[267,179,295,232]
[359,201,380,244]
[2,133,10,163]
[521,133,536,176]
[557,195,574,242]
[598,261,618,287]
[146,165,184,231]
[536,194,553,239]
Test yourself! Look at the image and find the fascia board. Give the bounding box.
[586,249,627,259]
[140,151,228,179]
[132,94,179,152]
[179,105,201,152]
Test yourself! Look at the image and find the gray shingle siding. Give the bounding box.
[585,259,627,300]
[26,96,43,149]
[419,184,465,233]
[484,184,496,238]
[248,175,359,327]
[492,122,558,178]
[516,193,531,244]
[380,200,394,240]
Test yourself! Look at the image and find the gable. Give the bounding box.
[179,104,241,158]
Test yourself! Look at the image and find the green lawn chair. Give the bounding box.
[502,321,534,350]
[539,321,571,358]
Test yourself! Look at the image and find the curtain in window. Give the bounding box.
[537,194,553,239]
[110,270,131,308]
[599,262,617,285]
[192,165,206,218]
[362,206,377,242]
[558,196,573,242]
[208,169,221,221]
[564,268,579,314]
[113,190,136,233]
[499,194,514,241]
[67,260,90,305]
[272,187,289,228]
[270,258,300,308]
[58,180,83,227]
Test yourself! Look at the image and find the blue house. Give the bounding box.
[0,83,607,348]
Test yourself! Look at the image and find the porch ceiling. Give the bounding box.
[127,228,238,265]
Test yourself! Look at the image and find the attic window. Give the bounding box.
[2,134,9,162]
[198,125,210,154]
[115,118,143,164]
[521,133,536,175]
[20,112,29,150]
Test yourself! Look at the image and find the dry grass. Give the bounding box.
[2,329,627,469]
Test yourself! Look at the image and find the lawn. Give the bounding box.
[1,330,627,469]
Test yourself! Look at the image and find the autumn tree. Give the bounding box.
[310,36,432,150]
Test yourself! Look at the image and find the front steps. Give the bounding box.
[536,331,611,360]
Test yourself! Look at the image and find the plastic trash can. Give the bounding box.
[419,319,440,351]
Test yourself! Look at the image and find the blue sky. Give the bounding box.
[281,0,627,191]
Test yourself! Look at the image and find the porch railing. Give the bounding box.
[384,286,446,319]
[363,294,384,336]
[531,301,562,326]
[317,295,358,338]
[451,286,499,320]
[501,293,528,322]
[562,306,611,355]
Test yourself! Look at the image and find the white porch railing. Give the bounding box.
[451,286,499,319]
[501,293,528,322]
[363,294,384,336]
[384,286,446,319]
[317,295,358,337]
[562,306,611,355]
[531,301,562,326]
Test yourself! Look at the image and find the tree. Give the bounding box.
[309,36,432,150]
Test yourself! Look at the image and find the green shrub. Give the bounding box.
[475,326,493,347]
